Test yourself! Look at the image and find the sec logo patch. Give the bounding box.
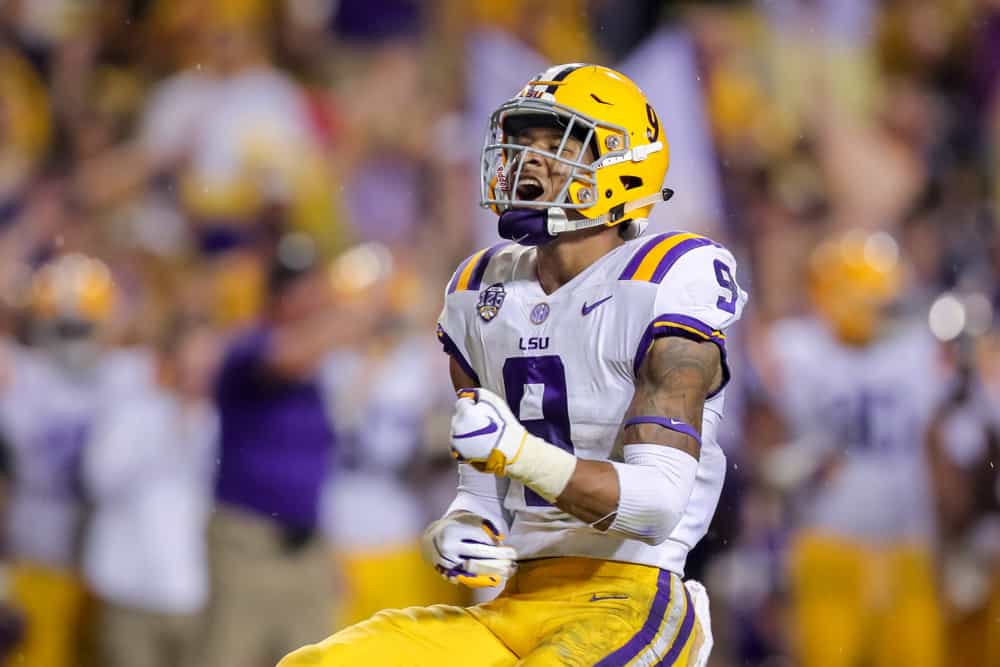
[530,303,550,324]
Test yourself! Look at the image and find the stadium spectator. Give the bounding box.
[1,253,152,667]
[81,317,220,667]
[319,248,464,627]
[198,236,377,667]
[927,337,1000,667]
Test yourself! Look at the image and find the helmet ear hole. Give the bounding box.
[620,175,643,190]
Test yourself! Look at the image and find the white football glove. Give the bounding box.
[449,388,527,474]
[420,511,517,588]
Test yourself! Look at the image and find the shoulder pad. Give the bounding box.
[618,232,722,284]
[446,242,522,293]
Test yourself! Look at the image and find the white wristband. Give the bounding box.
[505,433,577,503]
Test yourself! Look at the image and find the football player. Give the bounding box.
[758,232,945,667]
[281,64,747,666]
[2,254,152,667]
[320,248,467,627]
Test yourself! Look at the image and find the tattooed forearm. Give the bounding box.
[623,336,722,457]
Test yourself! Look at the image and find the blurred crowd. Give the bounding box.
[0,0,997,666]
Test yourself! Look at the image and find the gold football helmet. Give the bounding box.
[30,253,115,326]
[28,253,115,371]
[808,231,903,346]
[481,63,671,237]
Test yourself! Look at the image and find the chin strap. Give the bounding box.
[545,188,675,235]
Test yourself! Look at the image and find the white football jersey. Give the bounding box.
[320,335,450,550]
[767,317,945,542]
[438,232,747,574]
[0,343,153,567]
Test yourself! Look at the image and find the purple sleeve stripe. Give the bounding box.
[435,325,480,385]
[649,237,714,284]
[623,416,701,445]
[595,569,673,666]
[618,233,678,280]
[633,314,731,399]
[655,583,696,666]
[447,255,475,294]
[467,242,510,292]
[653,314,726,343]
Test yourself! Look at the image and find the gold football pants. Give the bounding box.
[333,543,467,629]
[5,562,87,667]
[280,556,705,667]
[790,532,942,667]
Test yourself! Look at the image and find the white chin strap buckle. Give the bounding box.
[545,186,672,237]
[545,207,571,235]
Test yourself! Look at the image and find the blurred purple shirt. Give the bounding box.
[214,329,333,529]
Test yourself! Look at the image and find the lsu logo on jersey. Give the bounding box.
[518,336,549,351]
[478,284,506,322]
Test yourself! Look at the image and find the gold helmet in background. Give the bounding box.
[807,231,903,346]
[29,253,115,331]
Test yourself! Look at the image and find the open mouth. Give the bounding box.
[515,179,544,201]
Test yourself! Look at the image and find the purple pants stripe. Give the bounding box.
[656,583,696,666]
[594,569,673,667]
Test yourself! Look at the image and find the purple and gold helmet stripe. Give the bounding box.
[634,314,731,398]
[619,232,719,283]
[448,243,509,294]
[544,63,586,93]
[524,63,588,95]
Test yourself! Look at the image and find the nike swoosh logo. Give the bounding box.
[452,417,499,439]
[589,593,629,602]
[581,295,613,316]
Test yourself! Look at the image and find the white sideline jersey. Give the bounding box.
[320,335,449,549]
[438,232,747,574]
[0,344,153,567]
[767,318,944,542]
